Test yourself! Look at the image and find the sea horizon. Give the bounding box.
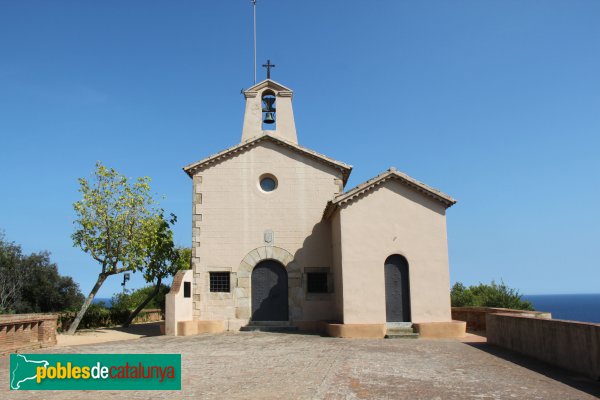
[92,297,113,307]
[524,292,600,296]
[523,293,600,324]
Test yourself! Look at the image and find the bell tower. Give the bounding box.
[241,77,298,144]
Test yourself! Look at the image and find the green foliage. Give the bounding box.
[72,161,160,276]
[59,303,125,330]
[121,214,188,326]
[80,303,114,329]
[0,232,83,314]
[449,282,474,307]
[140,214,181,285]
[177,247,192,270]
[0,232,26,313]
[451,280,534,310]
[111,285,171,312]
[68,162,164,333]
[57,299,165,331]
[18,252,84,313]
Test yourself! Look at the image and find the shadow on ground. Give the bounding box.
[110,321,163,337]
[467,342,600,398]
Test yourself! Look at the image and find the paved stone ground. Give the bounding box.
[2,332,599,399]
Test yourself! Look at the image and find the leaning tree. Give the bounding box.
[123,214,190,327]
[68,162,161,334]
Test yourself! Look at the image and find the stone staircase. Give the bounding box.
[385,322,419,339]
[240,321,299,333]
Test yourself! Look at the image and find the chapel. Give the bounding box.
[165,71,465,338]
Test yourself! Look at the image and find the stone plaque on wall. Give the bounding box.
[264,230,274,245]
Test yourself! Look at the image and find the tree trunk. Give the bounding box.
[123,277,162,328]
[67,273,107,334]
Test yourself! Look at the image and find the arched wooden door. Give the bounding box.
[251,260,289,321]
[384,254,411,322]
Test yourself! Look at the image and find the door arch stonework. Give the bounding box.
[235,246,302,321]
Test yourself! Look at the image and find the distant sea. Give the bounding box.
[523,294,600,324]
[92,297,113,307]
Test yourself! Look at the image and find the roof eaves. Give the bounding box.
[323,168,456,219]
[182,134,353,183]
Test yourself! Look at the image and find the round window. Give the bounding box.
[259,175,278,192]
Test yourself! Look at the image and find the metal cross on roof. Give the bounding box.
[262,59,276,79]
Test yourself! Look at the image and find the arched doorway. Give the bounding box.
[384,254,411,322]
[251,260,288,321]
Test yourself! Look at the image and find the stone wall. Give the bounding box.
[132,309,162,323]
[0,314,58,354]
[190,141,343,324]
[452,307,551,332]
[487,313,600,380]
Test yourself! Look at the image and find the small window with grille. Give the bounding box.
[183,281,191,298]
[209,272,230,293]
[307,272,328,293]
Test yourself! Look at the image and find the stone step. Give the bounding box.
[386,328,416,335]
[385,322,418,338]
[245,321,292,327]
[240,325,299,332]
[386,322,413,329]
[385,332,420,339]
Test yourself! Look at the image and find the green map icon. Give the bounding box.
[10,354,49,390]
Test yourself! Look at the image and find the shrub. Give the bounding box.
[58,303,118,331]
[111,284,170,312]
[58,285,171,331]
[451,280,534,310]
[79,303,114,328]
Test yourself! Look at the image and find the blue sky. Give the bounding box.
[1,1,599,298]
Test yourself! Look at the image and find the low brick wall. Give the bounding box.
[58,308,164,331]
[133,309,163,323]
[451,307,551,332]
[487,313,600,380]
[0,314,58,354]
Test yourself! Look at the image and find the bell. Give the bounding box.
[262,96,276,112]
[263,112,275,124]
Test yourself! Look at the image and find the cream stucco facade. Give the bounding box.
[166,78,462,338]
